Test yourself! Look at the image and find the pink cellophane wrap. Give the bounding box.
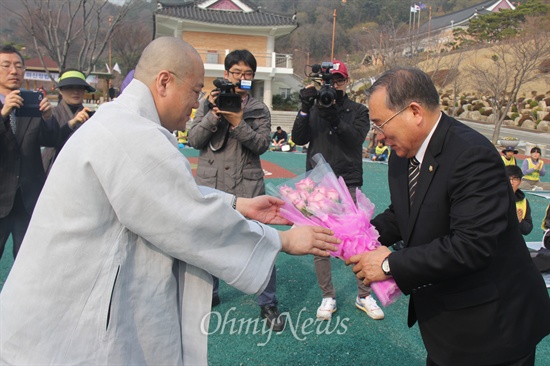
[267,154,401,306]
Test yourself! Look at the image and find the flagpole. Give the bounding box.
[331,9,337,60]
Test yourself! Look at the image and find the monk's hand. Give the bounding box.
[237,196,292,225]
[279,226,340,256]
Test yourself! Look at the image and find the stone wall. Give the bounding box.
[441,90,550,132]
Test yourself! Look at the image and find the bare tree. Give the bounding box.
[467,18,550,144]
[111,20,152,74]
[4,0,144,79]
[422,47,467,110]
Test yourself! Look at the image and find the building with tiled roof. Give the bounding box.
[416,0,515,52]
[154,0,300,109]
[419,0,515,34]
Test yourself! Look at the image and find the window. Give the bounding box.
[206,51,218,64]
[280,88,292,99]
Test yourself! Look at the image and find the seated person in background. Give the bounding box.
[520,146,550,190]
[42,68,96,175]
[501,146,518,166]
[272,126,287,147]
[176,130,188,148]
[365,129,378,155]
[506,165,533,236]
[370,139,389,161]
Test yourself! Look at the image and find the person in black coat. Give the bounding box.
[292,60,384,321]
[0,44,60,259]
[348,67,550,365]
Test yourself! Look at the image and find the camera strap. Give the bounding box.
[208,118,230,152]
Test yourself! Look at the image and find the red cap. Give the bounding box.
[331,60,348,79]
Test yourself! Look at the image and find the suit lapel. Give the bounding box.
[14,115,31,146]
[0,101,18,149]
[405,113,449,243]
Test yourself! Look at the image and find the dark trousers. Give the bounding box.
[212,265,278,307]
[426,349,535,366]
[0,189,31,260]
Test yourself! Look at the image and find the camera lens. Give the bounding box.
[318,87,337,108]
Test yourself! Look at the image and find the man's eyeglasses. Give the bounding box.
[169,71,204,101]
[333,78,347,87]
[0,63,25,72]
[227,70,254,80]
[370,104,413,135]
[509,177,521,183]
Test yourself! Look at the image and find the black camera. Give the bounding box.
[213,79,241,112]
[307,62,338,108]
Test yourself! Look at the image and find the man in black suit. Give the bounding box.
[0,44,59,259]
[348,67,550,365]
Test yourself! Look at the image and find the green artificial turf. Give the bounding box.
[0,148,549,365]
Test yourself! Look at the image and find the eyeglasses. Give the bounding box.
[370,104,412,135]
[509,177,521,183]
[169,71,204,101]
[333,78,347,87]
[0,63,25,72]
[227,70,254,80]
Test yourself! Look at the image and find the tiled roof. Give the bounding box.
[419,0,505,33]
[156,1,297,27]
[25,56,59,70]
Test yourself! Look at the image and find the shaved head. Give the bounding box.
[134,37,204,132]
[135,37,201,85]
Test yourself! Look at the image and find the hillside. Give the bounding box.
[416,47,550,96]
[355,45,549,97]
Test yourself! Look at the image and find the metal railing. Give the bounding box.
[195,49,294,69]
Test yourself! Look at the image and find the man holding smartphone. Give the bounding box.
[0,44,60,260]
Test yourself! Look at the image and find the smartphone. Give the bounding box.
[15,90,43,118]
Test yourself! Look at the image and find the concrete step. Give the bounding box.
[271,111,297,133]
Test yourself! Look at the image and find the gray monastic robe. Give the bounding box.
[0,80,281,365]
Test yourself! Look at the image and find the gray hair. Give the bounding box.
[368,67,440,111]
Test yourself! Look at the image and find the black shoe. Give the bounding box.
[212,294,220,307]
[260,305,285,332]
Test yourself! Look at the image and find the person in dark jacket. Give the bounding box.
[349,67,550,365]
[187,49,284,331]
[506,165,533,235]
[42,68,96,174]
[292,60,384,321]
[0,44,60,259]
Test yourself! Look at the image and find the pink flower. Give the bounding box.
[295,177,316,192]
[267,154,402,307]
[326,188,339,201]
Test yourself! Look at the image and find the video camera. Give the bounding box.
[212,79,251,112]
[306,62,338,108]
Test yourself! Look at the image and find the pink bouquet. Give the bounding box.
[267,154,401,306]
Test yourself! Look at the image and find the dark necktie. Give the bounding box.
[408,157,420,207]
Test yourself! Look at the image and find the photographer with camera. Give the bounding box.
[291,60,384,321]
[0,44,60,261]
[42,69,96,174]
[187,50,285,331]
